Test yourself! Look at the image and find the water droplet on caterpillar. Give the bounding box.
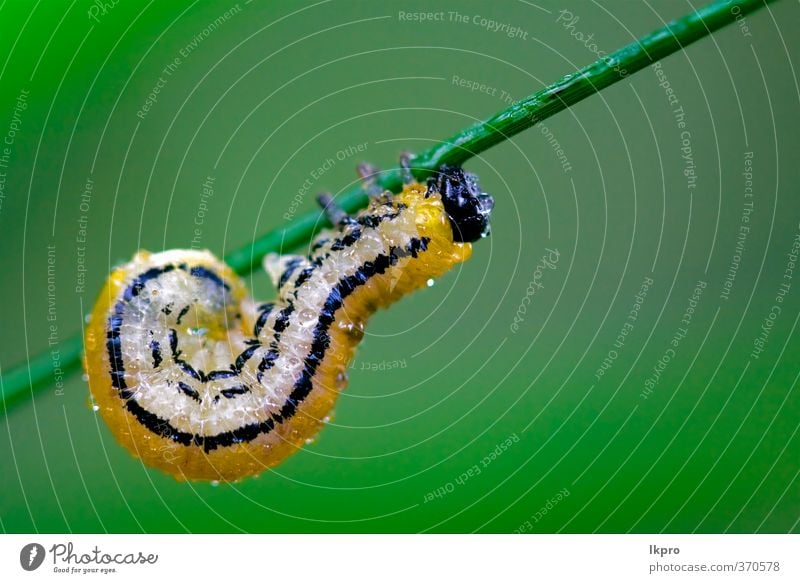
[292,341,310,354]
[337,320,364,340]
[299,309,317,326]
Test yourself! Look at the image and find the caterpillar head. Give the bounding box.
[426,165,494,243]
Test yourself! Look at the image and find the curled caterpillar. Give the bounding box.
[83,165,494,481]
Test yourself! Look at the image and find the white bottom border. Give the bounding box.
[1,534,797,582]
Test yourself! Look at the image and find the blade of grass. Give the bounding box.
[2,0,778,412]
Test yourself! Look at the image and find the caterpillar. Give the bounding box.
[83,164,494,481]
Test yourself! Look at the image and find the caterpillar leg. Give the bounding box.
[356,162,384,199]
[317,192,354,227]
[399,151,414,184]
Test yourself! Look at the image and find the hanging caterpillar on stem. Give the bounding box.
[83,163,494,481]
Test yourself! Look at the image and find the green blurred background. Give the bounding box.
[1,0,798,533]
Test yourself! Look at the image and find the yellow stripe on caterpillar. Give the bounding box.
[83,166,493,481]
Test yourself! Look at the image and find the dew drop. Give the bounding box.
[426,278,435,287]
[304,437,315,445]
[210,480,220,487]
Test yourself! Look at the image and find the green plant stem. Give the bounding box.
[1,0,777,412]
[1,335,84,411]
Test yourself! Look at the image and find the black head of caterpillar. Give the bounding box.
[426,165,494,243]
[84,164,495,481]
